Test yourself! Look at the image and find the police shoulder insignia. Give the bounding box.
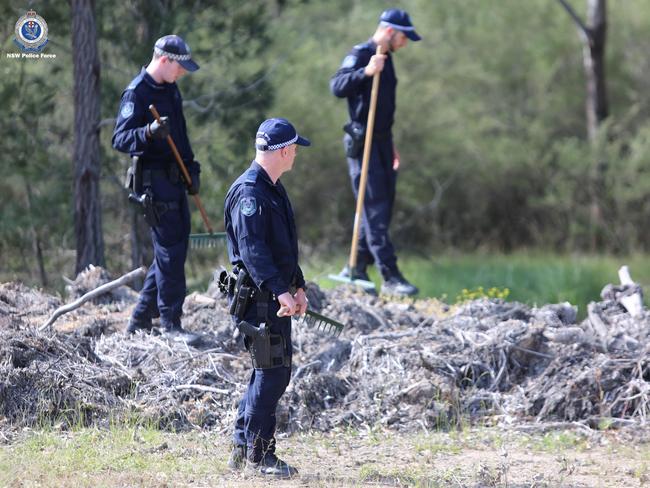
[240,197,257,217]
[341,55,357,69]
[121,102,134,119]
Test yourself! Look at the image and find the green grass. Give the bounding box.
[301,251,650,318]
[0,426,225,487]
[186,249,650,319]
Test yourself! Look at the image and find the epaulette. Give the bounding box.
[126,73,144,91]
[353,42,372,52]
[243,170,259,186]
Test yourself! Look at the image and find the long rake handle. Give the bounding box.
[349,45,383,270]
[149,104,214,234]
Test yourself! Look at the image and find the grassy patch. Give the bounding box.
[526,431,588,453]
[301,251,650,318]
[0,426,224,487]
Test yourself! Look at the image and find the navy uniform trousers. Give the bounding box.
[232,300,292,451]
[131,172,191,329]
[345,134,398,279]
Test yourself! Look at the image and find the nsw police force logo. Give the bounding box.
[14,10,49,53]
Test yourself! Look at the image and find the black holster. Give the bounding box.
[343,121,365,158]
[237,320,289,369]
[228,267,290,369]
[128,189,160,227]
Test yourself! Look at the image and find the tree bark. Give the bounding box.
[24,180,48,287]
[557,0,608,142]
[72,0,105,274]
[583,0,608,142]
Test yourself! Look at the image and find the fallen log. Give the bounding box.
[39,266,146,331]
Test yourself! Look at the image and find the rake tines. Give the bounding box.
[189,232,227,249]
[300,310,345,337]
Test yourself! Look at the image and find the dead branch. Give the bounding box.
[39,267,146,331]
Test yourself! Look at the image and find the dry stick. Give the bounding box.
[349,45,383,271]
[39,266,146,331]
[149,104,214,234]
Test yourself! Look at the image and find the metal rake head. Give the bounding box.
[189,232,227,249]
[301,310,345,337]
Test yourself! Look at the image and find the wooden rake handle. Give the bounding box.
[149,104,213,234]
[349,45,383,270]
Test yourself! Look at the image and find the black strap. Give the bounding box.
[256,289,270,323]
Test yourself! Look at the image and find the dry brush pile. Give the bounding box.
[1,266,650,437]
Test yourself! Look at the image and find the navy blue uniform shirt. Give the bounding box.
[224,161,305,296]
[330,40,397,134]
[112,67,197,173]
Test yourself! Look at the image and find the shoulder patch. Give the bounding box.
[240,196,257,217]
[120,101,134,119]
[341,54,358,69]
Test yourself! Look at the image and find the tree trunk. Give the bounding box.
[583,0,608,142]
[72,0,104,274]
[24,180,48,287]
[556,0,608,142]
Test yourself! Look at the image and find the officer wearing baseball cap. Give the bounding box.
[224,118,310,478]
[330,9,420,296]
[112,35,201,340]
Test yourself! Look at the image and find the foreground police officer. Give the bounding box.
[224,118,310,478]
[112,35,201,340]
[331,8,421,296]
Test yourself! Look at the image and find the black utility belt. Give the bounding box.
[143,166,181,185]
[372,130,392,141]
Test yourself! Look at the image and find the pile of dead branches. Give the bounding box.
[1,266,649,436]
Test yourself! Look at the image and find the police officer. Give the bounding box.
[331,9,421,296]
[224,118,310,478]
[112,35,201,338]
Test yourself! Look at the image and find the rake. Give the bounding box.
[327,45,383,292]
[149,104,224,249]
[277,307,345,336]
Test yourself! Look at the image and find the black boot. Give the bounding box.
[339,264,370,282]
[227,444,247,470]
[162,323,202,346]
[245,452,298,478]
[381,272,419,296]
[125,317,152,335]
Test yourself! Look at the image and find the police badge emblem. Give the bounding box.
[121,102,135,119]
[14,10,49,53]
[240,197,257,217]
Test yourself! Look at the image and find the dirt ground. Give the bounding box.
[2,426,650,487]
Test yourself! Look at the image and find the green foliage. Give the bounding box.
[5,1,650,288]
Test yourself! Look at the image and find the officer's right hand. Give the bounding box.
[364,54,387,77]
[276,292,298,317]
[146,116,170,140]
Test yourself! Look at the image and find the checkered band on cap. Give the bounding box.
[379,20,415,31]
[255,134,298,151]
[263,133,298,151]
[154,46,192,61]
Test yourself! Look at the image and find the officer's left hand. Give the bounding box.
[277,292,298,317]
[293,288,308,316]
[393,147,401,171]
[187,171,200,195]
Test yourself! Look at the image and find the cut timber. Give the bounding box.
[618,265,644,318]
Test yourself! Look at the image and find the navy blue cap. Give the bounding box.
[379,9,421,41]
[255,118,311,151]
[154,35,199,72]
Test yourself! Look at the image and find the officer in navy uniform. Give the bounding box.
[224,118,310,478]
[112,35,201,338]
[331,8,421,296]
